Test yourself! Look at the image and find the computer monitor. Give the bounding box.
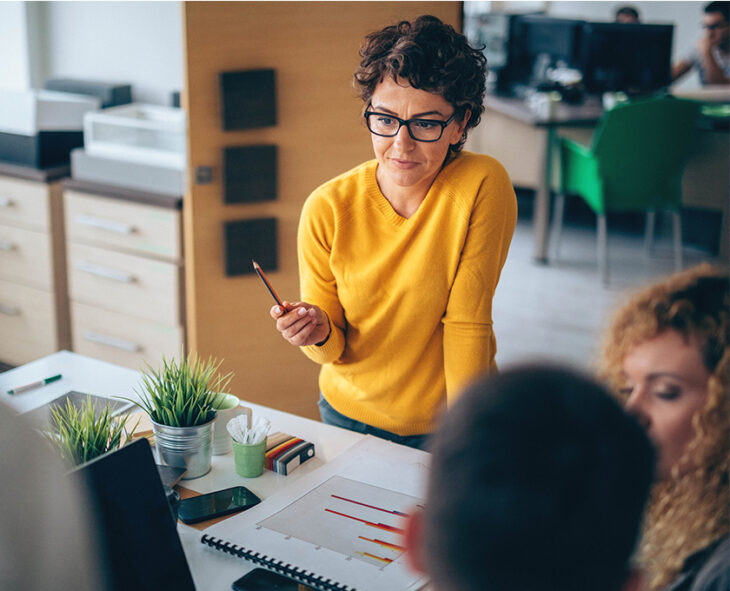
[519,15,585,68]
[580,22,674,95]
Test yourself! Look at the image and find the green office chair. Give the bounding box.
[551,97,701,285]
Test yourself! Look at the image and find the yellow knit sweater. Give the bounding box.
[297,151,517,435]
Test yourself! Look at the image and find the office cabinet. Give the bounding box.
[63,179,184,370]
[0,165,70,365]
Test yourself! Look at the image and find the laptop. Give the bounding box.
[74,438,195,591]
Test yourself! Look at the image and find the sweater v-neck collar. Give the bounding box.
[367,160,450,226]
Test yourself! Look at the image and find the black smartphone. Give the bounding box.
[178,486,261,524]
[232,569,299,591]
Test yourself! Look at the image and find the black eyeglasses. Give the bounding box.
[364,109,456,142]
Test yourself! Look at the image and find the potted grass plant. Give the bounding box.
[122,353,233,479]
[46,396,137,467]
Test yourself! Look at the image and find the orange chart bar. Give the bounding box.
[358,535,405,552]
[324,508,403,534]
[356,551,393,564]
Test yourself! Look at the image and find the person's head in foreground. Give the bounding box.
[405,365,655,591]
[615,5,641,23]
[599,264,729,590]
[354,15,486,200]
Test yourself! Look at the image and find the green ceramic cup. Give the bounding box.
[232,438,266,478]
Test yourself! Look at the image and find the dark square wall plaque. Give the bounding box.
[223,145,277,203]
[224,218,277,276]
[220,69,276,130]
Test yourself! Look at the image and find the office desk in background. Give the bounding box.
[468,92,729,263]
[0,351,367,590]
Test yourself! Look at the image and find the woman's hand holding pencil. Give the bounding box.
[270,301,331,347]
[252,260,330,347]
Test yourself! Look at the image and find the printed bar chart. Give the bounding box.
[258,475,421,568]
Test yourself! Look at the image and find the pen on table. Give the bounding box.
[6,373,62,395]
[252,259,286,309]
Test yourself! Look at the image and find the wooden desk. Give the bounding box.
[468,93,730,263]
[0,351,367,590]
[467,95,603,263]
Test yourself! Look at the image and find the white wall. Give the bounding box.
[546,1,704,88]
[0,2,32,90]
[38,1,183,105]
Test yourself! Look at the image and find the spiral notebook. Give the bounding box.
[201,436,430,591]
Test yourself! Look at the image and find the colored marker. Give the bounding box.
[6,373,62,395]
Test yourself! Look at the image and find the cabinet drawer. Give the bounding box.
[0,278,58,365]
[67,242,181,325]
[71,301,183,370]
[0,223,54,289]
[0,176,52,230]
[65,190,181,260]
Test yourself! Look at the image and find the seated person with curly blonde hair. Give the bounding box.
[599,264,729,591]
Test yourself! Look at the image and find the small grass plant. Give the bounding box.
[47,396,137,466]
[124,354,233,428]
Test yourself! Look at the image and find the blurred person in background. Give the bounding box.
[404,365,655,591]
[673,1,730,85]
[599,264,729,591]
[615,5,641,23]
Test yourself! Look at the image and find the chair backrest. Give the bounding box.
[591,97,700,211]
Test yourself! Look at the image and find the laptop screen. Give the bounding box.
[74,438,195,591]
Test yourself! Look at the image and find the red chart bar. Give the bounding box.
[331,494,408,517]
[324,508,403,534]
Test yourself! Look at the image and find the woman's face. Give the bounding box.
[621,329,711,480]
[369,77,467,202]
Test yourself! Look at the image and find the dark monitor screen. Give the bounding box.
[519,15,585,66]
[580,22,674,94]
[74,439,195,591]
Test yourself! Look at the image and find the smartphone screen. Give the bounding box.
[232,569,299,591]
[178,486,261,524]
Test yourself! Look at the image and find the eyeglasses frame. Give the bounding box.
[364,109,457,143]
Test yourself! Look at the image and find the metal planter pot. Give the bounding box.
[151,416,214,480]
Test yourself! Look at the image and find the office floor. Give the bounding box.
[493,201,722,371]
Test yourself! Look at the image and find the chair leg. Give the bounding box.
[597,214,608,286]
[672,211,683,271]
[551,193,566,261]
[644,210,655,256]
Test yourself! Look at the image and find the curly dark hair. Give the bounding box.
[353,15,487,153]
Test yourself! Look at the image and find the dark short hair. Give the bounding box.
[353,15,487,153]
[424,365,655,591]
[615,5,640,20]
[705,1,730,22]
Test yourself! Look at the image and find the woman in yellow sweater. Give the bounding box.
[271,15,517,448]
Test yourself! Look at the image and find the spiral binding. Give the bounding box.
[201,534,355,591]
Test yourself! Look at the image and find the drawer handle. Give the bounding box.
[0,240,16,251]
[81,330,141,352]
[76,260,135,283]
[75,214,136,235]
[0,197,14,208]
[0,303,20,316]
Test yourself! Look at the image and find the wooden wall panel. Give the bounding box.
[183,2,462,418]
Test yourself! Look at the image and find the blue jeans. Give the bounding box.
[318,395,430,451]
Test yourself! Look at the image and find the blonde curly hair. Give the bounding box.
[597,263,729,590]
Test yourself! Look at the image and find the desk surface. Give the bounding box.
[486,94,604,127]
[0,351,369,589]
